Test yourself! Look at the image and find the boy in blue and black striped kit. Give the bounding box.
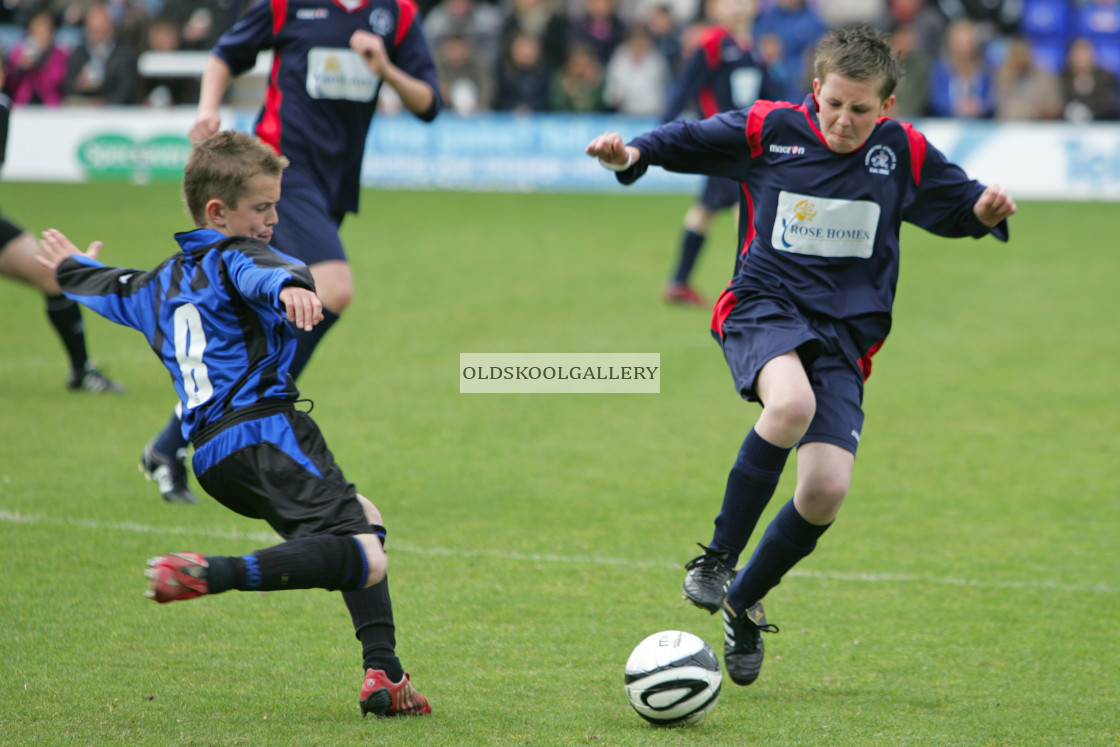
[38,131,430,718]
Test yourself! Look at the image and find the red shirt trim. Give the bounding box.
[256,54,284,153]
[899,121,927,187]
[710,289,739,339]
[746,99,798,158]
[270,0,287,35]
[395,0,418,46]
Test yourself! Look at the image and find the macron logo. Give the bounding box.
[769,144,806,155]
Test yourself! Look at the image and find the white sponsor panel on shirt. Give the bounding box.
[306,47,380,102]
[770,190,880,258]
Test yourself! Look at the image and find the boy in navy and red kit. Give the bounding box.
[588,27,1016,687]
[38,131,430,718]
[142,0,443,504]
[660,0,779,306]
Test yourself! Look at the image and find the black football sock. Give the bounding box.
[151,411,189,458]
[710,429,792,567]
[205,534,367,594]
[288,309,339,382]
[45,294,88,372]
[672,229,705,285]
[342,525,401,679]
[725,498,832,613]
[344,577,402,681]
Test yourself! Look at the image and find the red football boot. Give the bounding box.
[360,669,431,717]
[145,553,209,603]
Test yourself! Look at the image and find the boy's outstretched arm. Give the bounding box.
[973,184,1017,227]
[279,286,324,332]
[36,228,103,272]
[585,132,640,170]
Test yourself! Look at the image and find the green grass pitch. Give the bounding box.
[1,182,1117,746]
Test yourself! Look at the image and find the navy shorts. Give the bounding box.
[699,176,740,211]
[271,180,348,265]
[193,409,369,540]
[0,214,24,248]
[713,292,866,454]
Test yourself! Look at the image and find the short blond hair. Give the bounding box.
[813,26,903,101]
[183,131,289,227]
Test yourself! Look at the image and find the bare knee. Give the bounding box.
[794,474,849,524]
[356,494,382,526]
[356,533,387,587]
[310,261,354,314]
[683,204,716,234]
[758,391,816,446]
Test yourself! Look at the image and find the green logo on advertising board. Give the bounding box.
[77,134,193,182]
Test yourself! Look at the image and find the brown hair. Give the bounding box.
[813,26,903,100]
[182,131,289,227]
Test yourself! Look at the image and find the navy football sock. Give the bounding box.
[151,411,189,457]
[207,534,368,594]
[45,294,88,372]
[671,229,705,285]
[288,309,339,382]
[711,429,792,567]
[725,498,832,613]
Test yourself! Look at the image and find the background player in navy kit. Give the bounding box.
[0,67,123,394]
[38,131,430,718]
[660,0,776,307]
[141,0,443,504]
[587,26,1016,687]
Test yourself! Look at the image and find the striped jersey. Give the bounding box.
[55,229,315,439]
[213,0,441,215]
[621,94,1010,360]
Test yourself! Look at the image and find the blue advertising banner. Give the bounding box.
[231,111,702,193]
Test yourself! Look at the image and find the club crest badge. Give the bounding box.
[369,7,394,36]
[865,144,897,176]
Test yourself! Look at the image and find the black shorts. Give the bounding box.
[0,214,24,249]
[713,291,867,454]
[193,410,369,540]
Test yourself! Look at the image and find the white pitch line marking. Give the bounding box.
[1,508,1114,594]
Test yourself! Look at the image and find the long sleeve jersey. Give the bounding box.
[214,0,442,215]
[55,229,316,440]
[621,94,1009,354]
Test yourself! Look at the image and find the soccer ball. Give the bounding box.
[624,630,722,726]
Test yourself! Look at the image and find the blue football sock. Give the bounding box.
[152,410,189,457]
[711,429,791,567]
[671,229,705,285]
[288,309,339,382]
[725,498,832,613]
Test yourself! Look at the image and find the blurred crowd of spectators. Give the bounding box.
[1,0,1118,121]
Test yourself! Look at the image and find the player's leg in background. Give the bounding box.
[0,223,123,392]
[141,404,198,504]
[270,193,351,382]
[290,258,352,380]
[664,202,715,306]
[665,176,739,307]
